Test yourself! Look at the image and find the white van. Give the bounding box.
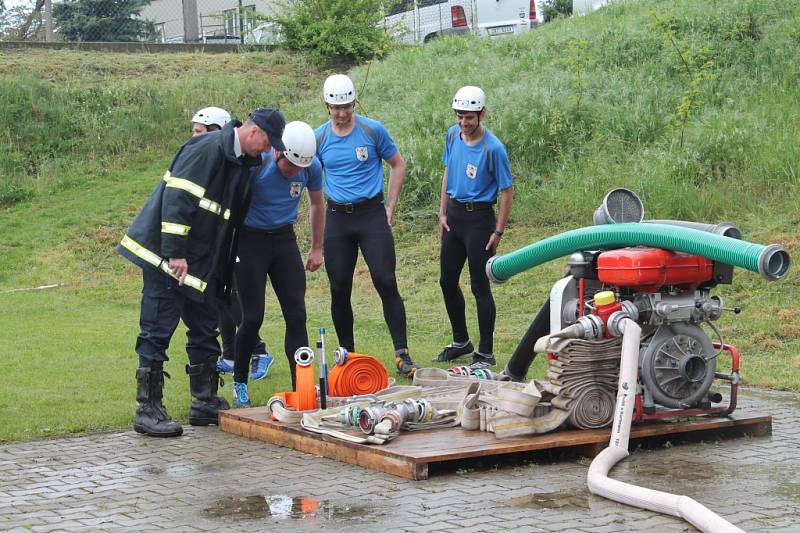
[383,0,474,44]
[473,0,544,37]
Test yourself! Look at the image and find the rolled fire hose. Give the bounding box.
[487,223,790,283]
[327,352,389,397]
[586,318,744,533]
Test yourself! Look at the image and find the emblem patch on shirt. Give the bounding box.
[290,182,302,198]
[355,146,369,162]
[466,163,477,179]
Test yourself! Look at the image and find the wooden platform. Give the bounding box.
[220,408,772,480]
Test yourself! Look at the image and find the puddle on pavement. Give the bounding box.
[628,461,720,483]
[205,495,375,523]
[508,489,591,510]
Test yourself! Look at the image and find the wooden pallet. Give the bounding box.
[219,408,771,480]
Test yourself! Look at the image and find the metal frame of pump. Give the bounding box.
[550,245,743,423]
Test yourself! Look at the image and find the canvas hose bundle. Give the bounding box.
[407,336,622,438]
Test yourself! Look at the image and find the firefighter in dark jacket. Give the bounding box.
[117,108,287,438]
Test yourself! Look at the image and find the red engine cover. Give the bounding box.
[597,247,713,292]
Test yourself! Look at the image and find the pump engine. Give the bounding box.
[553,245,740,415]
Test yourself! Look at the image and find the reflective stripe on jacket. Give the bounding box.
[117,121,261,302]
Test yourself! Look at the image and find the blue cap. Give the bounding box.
[249,108,286,151]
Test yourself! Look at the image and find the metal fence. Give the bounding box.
[0,0,281,44]
[0,0,524,45]
[141,0,279,44]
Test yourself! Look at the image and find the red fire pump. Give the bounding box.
[552,245,742,422]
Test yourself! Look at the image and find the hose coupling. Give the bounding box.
[333,346,349,366]
[358,402,387,434]
[294,346,315,366]
[758,244,791,281]
[485,255,507,284]
[607,301,639,337]
[575,314,605,339]
[472,369,496,380]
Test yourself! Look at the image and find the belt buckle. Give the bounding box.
[344,203,354,214]
[465,201,474,212]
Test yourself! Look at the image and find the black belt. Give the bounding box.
[327,193,384,214]
[448,198,495,212]
[242,224,294,235]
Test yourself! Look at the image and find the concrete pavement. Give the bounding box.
[1,388,798,532]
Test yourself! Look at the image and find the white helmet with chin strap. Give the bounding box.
[451,86,486,112]
[281,121,316,168]
[323,74,356,105]
[191,106,231,128]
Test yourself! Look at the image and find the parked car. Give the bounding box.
[383,0,543,44]
[383,0,473,44]
[473,0,544,38]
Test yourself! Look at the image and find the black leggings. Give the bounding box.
[234,228,307,385]
[439,206,496,355]
[324,204,407,352]
[218,284,266,360]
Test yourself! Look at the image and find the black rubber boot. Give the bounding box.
[134,367,183,438]
[186,356,230,426]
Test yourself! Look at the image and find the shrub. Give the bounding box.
[542,0,572,21]
[272,0,395,65]
[53,0,157,42]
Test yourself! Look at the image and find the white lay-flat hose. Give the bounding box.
[586,318,745,533]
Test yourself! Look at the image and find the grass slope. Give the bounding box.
[1,0,799,441]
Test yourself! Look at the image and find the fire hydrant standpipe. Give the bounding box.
[487,223,789,283]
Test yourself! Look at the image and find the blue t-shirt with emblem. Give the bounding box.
[244,151,323,230]
[442,124,513,203]
[315,115,398,204]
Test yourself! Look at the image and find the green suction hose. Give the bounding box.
[487,223,790,284]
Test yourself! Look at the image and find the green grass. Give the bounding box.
[1,0,800,441]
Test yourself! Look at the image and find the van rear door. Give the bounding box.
[474,0,532,37]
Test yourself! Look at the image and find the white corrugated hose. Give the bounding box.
[586,318,745,533]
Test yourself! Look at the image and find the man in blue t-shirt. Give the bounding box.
[315,73,419,377]
[435,86,515,370]
[230,121,325,407]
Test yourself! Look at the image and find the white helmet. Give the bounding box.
[323,74,356,105]
[452,86,486,112]
[191,106,231,128]
[281,121,316,167]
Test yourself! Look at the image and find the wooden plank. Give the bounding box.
[219,409,770,481]
[220,411,427,479]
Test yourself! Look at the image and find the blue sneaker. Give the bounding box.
[232,382,251,408]
[249,353,274,381]
[216,358,235,374]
